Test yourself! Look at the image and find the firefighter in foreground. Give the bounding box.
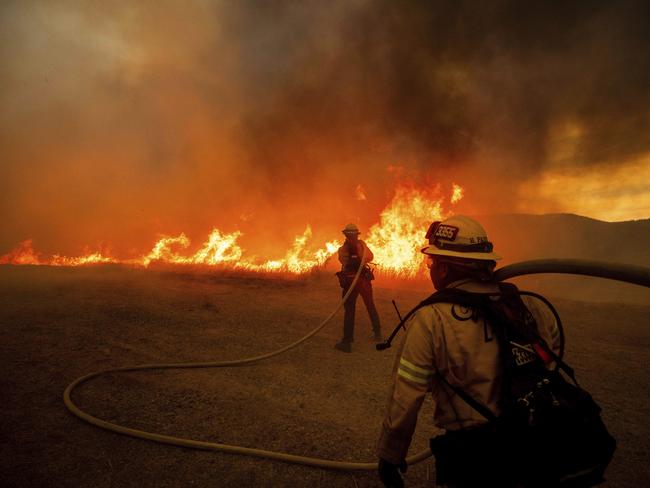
[376,215,614,487]
[334,224,382,352]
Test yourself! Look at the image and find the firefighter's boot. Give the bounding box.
[334,341,352,353]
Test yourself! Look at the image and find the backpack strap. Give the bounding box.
[436,372,497,422]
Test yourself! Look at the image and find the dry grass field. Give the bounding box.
[1,265,648,487]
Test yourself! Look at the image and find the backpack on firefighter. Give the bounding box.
[399,283,616,487]
[335,239,374,288]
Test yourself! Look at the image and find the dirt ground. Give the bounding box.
[1,265,648,487]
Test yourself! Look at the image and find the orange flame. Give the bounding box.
[0,239,116,266]
[50,253,117,266]
[366,186,445,278]
[0,239,42,265]
[141,226,339,274]
[1,183,463,277]
[451,183,464,204]
[143,230,243,267]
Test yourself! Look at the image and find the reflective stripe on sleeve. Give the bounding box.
[398,357,434,385]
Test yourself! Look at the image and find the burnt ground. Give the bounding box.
[0,265,648,487]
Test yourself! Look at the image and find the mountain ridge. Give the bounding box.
[474,213,650,267]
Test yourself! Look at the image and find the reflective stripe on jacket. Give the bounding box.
[376,279,560,464]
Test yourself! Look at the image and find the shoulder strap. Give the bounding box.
[436,372,497,422]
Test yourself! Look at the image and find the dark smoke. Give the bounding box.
[1,0,648,256]
[229,0,649,168]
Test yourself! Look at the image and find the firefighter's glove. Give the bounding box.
[378,458,407,488]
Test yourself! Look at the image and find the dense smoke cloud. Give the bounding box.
[1,0,648,256]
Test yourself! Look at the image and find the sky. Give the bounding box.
[1,0,649,257]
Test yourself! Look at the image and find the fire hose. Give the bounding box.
[63,255,650,472]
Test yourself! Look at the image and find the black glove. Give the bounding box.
[378,458,407,488]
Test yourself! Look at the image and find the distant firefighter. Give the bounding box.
[334,223,382,353]
[377,215,615,487]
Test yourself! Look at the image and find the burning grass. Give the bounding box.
[0,184,463,279]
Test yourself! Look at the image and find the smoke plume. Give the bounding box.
[1,0,648,257]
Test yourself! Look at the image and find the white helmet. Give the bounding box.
[342,223,360,235]
[421,215,501,261]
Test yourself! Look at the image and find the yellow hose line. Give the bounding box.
[63,248,433,471]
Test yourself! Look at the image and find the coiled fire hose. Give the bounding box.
[63,256,650,471]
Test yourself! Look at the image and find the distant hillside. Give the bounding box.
[479,213,650,267]
[477,214,650,304]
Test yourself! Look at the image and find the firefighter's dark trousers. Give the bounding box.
[341,278,381,342]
